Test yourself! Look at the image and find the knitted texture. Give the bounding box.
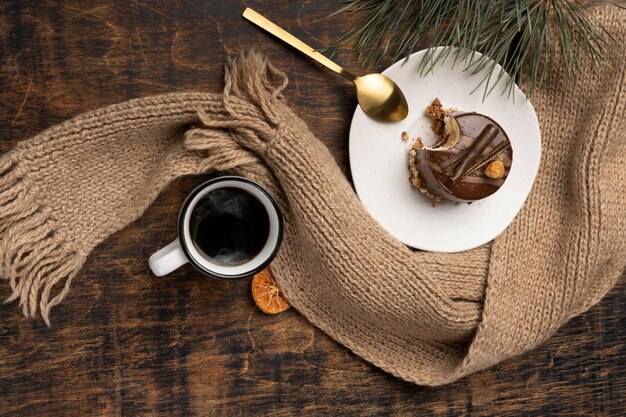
[0,7,624,386]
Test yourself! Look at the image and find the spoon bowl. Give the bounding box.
[354,74,409,122]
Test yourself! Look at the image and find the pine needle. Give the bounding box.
[329,0,619,97]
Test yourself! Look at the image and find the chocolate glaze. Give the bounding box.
[451,124,499,181]
[413,112,513,203]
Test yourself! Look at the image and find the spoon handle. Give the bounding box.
[243,8,356,82]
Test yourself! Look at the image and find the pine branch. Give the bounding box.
[330,0,619,97]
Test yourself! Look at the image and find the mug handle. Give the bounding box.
[149,238,188,277]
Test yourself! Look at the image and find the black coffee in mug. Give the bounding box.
[149,176,283,279]
[189,187,270,267]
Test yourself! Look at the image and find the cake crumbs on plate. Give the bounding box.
[425,98,446,136]
[411,137,423,150]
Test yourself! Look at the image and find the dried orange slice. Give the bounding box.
[251,268,290,314]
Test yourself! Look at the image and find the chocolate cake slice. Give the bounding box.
[408,100,513,204]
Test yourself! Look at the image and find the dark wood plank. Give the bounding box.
[0,1,624,416]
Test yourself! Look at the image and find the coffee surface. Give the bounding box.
[189,187,270,266]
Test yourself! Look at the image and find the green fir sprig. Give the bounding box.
[329,0,620,97]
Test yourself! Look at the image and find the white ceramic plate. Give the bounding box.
[349,48,541,252]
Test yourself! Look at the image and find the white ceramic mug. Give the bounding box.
[149,176,283,279]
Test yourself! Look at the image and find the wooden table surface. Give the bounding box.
[0,1,624,416]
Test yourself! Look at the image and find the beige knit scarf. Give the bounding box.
[1,7,624,386]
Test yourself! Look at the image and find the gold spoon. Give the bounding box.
[243,8,409,122]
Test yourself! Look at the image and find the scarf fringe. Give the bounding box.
[185,50,289,155]
[0,155,84,326]
[223,49,288,125]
